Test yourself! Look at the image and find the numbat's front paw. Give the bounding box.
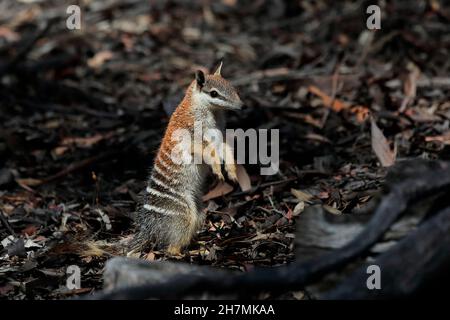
[212,164,225,181]
[226,164,238,182]
[216,170,225,181]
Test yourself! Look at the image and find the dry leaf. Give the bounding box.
[371,117,396,167]
[309,85,369,123]
[236,164,251,191]
[350,105,370,123]
[323,204,342,215]
[87,50,113,68]
[425,132,450,145]
[16,178,42,187]
[52,146,69,156]
[222,0,237,6]
[292,291,305,300]
[202,181,233,201]
[0,26,19,42]
[293,201,305,216]
[291,188,313,203]
[308,85,348,112]
[21,225,38,236]
[62,133,110,148]
[400,62,421,112]
[146,252,156,261]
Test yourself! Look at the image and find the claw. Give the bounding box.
[226,164,238,183]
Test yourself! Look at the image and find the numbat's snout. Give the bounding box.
[130,63,243,255]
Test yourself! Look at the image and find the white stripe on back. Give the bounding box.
[146,186,187,208]
[151,175,184,196]
[153,163,183,186]
[143,204,178,216]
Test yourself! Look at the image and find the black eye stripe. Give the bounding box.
[209,90,226,100]
[202,89,226,100]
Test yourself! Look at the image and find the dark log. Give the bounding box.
[98,257,236,299]
[322,205,450,299]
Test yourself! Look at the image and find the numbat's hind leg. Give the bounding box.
[167,245,182,255]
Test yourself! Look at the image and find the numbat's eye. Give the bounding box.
[210,90,218,98]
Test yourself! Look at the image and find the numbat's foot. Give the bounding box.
[167,245,182,255]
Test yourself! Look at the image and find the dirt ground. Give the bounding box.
[0,0,449,299]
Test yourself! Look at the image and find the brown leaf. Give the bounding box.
[400,62,421,112]
[0,26,19,42]
[293,201,305,216]
[425,132,450,145]
[236,164,251,191]
[87,50,113,68]
[21,225,38,236]
[202,182,234,201]
[16,178,42,187]
[291,188,313,203]
[309,85,369,123]
[323,204,342,215]
[146,252,156,261]
[371,117,396,167]
[403,63,420,99]
[61,134,107,148]
[308,85,349,112]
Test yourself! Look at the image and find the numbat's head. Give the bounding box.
[193,62,243,111]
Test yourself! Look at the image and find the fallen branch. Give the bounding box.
[322,205,450,299]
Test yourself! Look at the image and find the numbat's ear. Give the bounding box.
[195,70,205,88]
[213,61,223,76]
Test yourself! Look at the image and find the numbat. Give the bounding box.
[130,63,243,255]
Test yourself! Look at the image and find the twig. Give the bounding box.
[0,210,16,236]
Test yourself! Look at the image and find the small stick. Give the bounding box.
[0,210,16,237]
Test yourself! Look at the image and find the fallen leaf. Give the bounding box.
[52,146,69,157]
[202,182,234,201]
[1,235,16,248]
[87,50,113,68]
[62,133,110,148]
[425,132,450,145]
[21,225,38,236]
[292,291,305,300]
[236,164,251,191]
[323,204,342,215]
[293,201,305,216]
[24,239,42,248]
[222,0,237,6]
[291,188,313,203]
[308,85,348,112]
[16,178,42,187]
[350,105,370,123]
[371,117,396,167]
[309,85,369,123]
[399,62,421,112]
[0,26,19,42]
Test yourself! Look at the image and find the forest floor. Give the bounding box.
[0,0,449,299]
